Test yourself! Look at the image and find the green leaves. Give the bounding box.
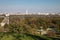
[4,15,60,36]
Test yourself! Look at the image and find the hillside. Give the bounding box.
[0,15,60,40]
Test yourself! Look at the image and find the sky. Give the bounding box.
[0,0,60,13]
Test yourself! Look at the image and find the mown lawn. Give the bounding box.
[0,32,60,40]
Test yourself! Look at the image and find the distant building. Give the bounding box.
[5,13,10,17]
[37,27,47,35]
[37,27,56,37]
[0,13,9,32]
[0,22,5,27]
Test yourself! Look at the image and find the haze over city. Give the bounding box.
[0,0,60,13]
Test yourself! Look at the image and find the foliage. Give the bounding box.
[9,15,60,34]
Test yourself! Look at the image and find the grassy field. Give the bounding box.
[0,32,60,40]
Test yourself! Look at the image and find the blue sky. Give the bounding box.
[0,0,60,13]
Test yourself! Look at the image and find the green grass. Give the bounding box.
[0,32,60,40]
[1,35,14,40]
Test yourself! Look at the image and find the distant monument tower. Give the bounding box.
[38,12,40,15]
[26,10,28,14]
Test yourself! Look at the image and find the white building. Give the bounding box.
[5,13,10,17]
[37,12,50,15]
[0,23,5,27]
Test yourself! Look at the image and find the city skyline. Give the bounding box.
[0,0,60,13]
